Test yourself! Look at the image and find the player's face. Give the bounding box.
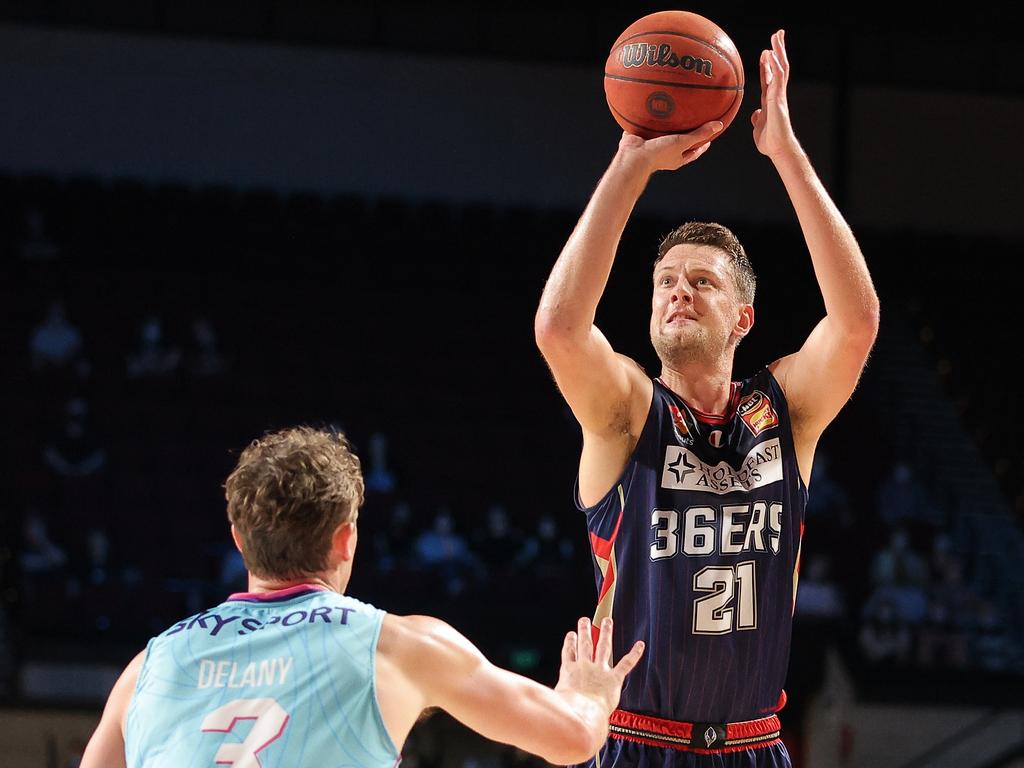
[650,244,751,365]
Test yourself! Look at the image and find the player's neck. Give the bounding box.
[245,572,348,595]
[658,359,734,416]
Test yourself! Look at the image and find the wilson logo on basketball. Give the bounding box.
[737,391,779,436]
[619,43,714,77]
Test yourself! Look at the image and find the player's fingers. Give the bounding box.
[689,120,724,144]
[758,50,768,105]
[751,108,762,127]
[775,30,789,74]
[614,640,646,678]
[594,617,614,666]
[577,616,594,661]
[681,141,711,162]
[562,631,578,664]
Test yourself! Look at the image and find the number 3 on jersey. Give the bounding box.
[201,698,289,768]
[650,509,759,635]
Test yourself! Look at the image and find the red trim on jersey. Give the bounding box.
[656,380,741,425]
[590,509,624,604]
[609,709,782,754]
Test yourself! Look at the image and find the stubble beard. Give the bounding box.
[651,323,730,368]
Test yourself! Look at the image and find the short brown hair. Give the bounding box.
[224,426,365,580]
[656,222,756,304]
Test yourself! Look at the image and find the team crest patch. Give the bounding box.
[737,390,779,437]
[667,403,694,446]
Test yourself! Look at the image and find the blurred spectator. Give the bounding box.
[20,509,67,575]
[18,207,60,262]
[42,397,107,478]
[127,314,181,378]
[189,317,227,377]
[365,432,397,494]
[877,462,941,527]
[870,528,928,587]
[516,515,574,575]
[917,595,969,669]
[86,528,112,586]
[971,601,1014,673]
[412,510,482,595]
[804,452,852,528]
[473,504,525,579]
[30,299,87,376]
[795,554,845,621]
[858,599,911,666]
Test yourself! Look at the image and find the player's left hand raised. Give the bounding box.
[752,30,798,159]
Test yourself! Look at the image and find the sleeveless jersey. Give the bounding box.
[125,584,398,768]
[580,367,807,723]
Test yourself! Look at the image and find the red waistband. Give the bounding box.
[609,709,782,754]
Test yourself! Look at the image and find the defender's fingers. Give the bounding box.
[614,640,646,677]
[594,617,614,665]
[577,617,594,660]
[562,631,578,664]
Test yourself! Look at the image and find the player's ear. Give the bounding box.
[733,303,754,340]
[230,524,245,555]
[333,520,358,562]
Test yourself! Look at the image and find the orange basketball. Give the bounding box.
[604,11,744,140]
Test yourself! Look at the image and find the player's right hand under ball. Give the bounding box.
[618,120,724,173]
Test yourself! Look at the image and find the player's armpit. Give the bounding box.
[80,650,145,768]
[398,616,603,766]
[534,317,651,440]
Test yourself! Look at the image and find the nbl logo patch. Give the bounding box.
[737,390,779,437]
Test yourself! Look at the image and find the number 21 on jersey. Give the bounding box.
[650,508,763,635]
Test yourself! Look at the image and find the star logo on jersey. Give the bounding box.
[737,390,779,437]
[667,451,696,483]
[662,440,783,495]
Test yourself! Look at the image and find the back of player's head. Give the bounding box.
[224,426,365,580]
[655,221,756,305]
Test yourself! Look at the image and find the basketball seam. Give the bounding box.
[604,73,743,92]
[612,30,743,86]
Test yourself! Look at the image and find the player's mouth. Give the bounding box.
[666,311,698,324]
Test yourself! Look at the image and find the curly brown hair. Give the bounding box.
[656,221,756,305]
[224,426,365,580]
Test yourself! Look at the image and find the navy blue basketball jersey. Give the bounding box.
[579,367,807,724]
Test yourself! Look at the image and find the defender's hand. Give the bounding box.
[555,617,644,714]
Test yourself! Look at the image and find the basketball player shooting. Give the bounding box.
[534,30,879,767]
[80,427,645,768]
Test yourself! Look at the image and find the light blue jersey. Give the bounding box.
[125,584,399,768]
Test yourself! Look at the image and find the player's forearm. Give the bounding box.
[535,151,652,342]
[772,145,880,337]
[513,685,609,765]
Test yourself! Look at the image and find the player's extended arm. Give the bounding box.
[80,650,145,768]
[534,122,724,437]
[755,31,880,452]
[392,615,643,765]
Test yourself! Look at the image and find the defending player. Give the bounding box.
[80,427,644,768]
[534,30,879,766]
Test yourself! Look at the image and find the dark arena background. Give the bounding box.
[1,3,1023,767]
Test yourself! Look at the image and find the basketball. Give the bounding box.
[604,11,744,140]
